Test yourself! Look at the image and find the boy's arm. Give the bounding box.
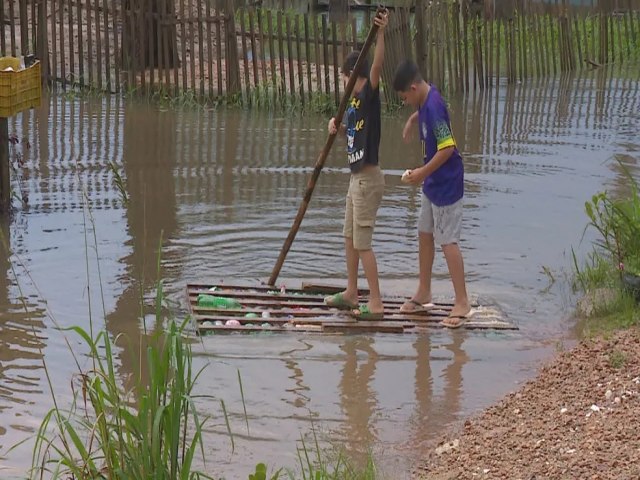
[404,101,457,184]
[402,111,419,143]
[419,147,454,177]
[369,11,389,90]
[403,147,454,185]
[405,111,419,125]
[328,117,347,136]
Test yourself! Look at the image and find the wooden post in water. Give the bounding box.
[268,9,385,286]
[0,118,9,212]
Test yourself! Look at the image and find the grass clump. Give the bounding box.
[573,160,640,333]
[30,316,213,480]
[609,350,627,370]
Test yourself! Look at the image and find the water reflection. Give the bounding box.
[412,332,468,445]
[0,66,638,476]
[339,337,379,449]
[0,216,47,463]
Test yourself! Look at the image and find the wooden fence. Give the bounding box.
[1,0,639,108]
[418,0,640,93]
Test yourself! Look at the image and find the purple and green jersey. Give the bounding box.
[418,86,464,206]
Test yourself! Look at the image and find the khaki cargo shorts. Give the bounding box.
[343,165,385,251]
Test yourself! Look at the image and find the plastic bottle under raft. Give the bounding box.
[196,294,241,309]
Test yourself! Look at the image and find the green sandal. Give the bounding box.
[350,304,384,321]
[324,292,358,310]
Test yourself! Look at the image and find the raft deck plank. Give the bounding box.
[187,282,517,334]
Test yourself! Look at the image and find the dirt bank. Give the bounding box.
[415,327,640,480]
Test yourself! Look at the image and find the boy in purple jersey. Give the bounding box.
[393,60,470,328]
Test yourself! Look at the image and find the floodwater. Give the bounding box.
[0,68,639,478]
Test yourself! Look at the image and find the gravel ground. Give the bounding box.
[415,327,640,480]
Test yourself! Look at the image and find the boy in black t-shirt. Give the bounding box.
[324,9,388,320]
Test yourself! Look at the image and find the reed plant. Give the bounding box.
[573,160,640,331]
[30,314,213,479]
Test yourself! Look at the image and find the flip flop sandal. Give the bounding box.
[441,315,467,329]
[350,304,384,321]
[400,299,435,313]
[324,292,358,310]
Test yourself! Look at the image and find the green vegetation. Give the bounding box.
[609,349,628,369]
[573,161,640,332]
[31,318,213,479]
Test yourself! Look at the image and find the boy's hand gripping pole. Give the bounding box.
[268,7,387,286]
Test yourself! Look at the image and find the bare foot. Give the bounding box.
[366,298,384,315]
[401,287,432,310]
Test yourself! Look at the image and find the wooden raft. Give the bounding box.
[186,282,517,334]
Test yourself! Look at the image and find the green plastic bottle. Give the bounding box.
[197,294,241,309]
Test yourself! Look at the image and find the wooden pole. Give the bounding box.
[268,8,385,286]
[0,118,9,213]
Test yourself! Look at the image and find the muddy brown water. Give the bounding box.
[0,69,639,478]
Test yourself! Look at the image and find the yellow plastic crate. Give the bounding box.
[0,57,20,71]
[0,61,42,117]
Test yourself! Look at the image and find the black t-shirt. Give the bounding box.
[344,80,381,173]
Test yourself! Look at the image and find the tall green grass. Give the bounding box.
[289,427,377,480]
[30,315,213,479]
[573,160,640,332]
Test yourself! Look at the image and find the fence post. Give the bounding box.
[36,0,49,86]
[0,118,9,213]
[224,0,241,96]
[415,0,428,80]
[19,0,29,55]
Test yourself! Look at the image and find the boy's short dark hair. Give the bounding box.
[342,50,369,79]
[393,60,422,92]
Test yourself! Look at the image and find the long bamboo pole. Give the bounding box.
[268,7,386,286]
